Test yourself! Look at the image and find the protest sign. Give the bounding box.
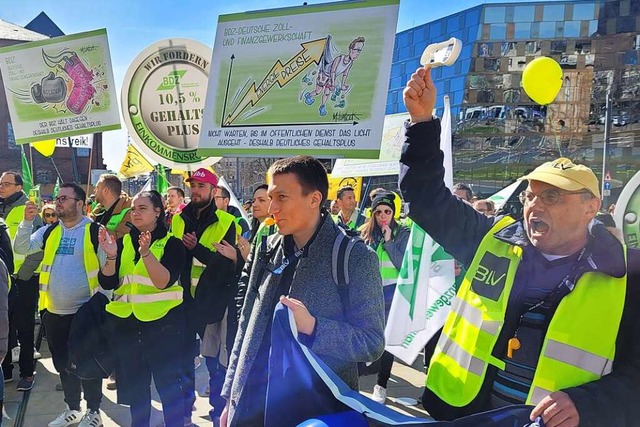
[0,29,120,144]
[199,0,399,159]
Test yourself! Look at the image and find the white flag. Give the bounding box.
[218,176,251,228]
[384,96,456,365]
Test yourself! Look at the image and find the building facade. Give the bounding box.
[387,0,640,198]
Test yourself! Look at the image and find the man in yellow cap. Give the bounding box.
[399,66,640,426]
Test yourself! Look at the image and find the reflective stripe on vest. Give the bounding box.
[38,223,100,312]
[105,207,130,233]
[376,242,399,287]
[106,233,183,321]
[5,205,25,274]
[171,210,235,297]
[427,216,626,408]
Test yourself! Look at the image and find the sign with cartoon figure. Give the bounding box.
[0,29,120,144]
[121,38,215,170]
[614,171,640,249]
[199,0,400,159]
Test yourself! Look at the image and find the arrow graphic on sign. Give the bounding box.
[223,37,327,126]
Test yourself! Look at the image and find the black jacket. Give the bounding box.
[399,119,640,426]
[178,202,237,330]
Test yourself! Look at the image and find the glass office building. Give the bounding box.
[387,0,640,197]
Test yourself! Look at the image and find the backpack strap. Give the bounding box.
[331,228,360,315]
[42,221,60,248]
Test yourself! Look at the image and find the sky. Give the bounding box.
[2,0,563,171]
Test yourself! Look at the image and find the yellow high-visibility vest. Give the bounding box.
[39,222,100,312]
[426,216,626,407]
[171,209,235,297]
[106,233,182,322]
[4,205,25,274]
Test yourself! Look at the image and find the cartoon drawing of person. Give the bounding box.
[304,36,365,116]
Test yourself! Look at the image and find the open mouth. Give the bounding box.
[529,219,549,234]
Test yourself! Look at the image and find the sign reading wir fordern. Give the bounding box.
[121,39,216,170]
[198,0,399,159]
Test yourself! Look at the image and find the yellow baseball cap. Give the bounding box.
[519,158,600,199]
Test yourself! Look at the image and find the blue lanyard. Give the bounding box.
[266,247,304,276]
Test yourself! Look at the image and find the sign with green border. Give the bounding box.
[0,29,120,144]
[121,38,218,169]
[199,0,399,159]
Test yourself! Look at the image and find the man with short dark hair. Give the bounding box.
[165,186,186,227]
[0,171,43,390]
[171,168,237,426]
[400,66,640,425]
[15,182,104,427]
[214,186,250,238]
[91,174,132,240]
[332,185,359,230]
[220,155,384,427]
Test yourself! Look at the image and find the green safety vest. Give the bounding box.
[105,207,130,233]
[4,205,25,274]
[331,213,356,230]
[376,241,399,287]
[232,216,243,236]
[171,210,235,297]
[39,222,100,312]
[426,216,626,407]
[106,233,182,322]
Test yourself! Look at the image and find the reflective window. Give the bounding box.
[514,22,531,39]
[572,2,595,20]
[490,24,507,40]
[430,21,443,39]
[555,21,565,38]
[539,21,555,38]
[414,25,428,43]
[451,76,465,92]
[461,44,473,60]
[525,41,541,55]
[513,5,535,22]
[530,22,540,38]
[468,25,480,41]
[484,6,506,24]
[505,6,514,23]
[588,20,598,36]
[622,50,638,65]
[551,40,567,54]
[386,103,395,115]
[390,76,401,89]
[441,66,454,79]
[391,63,402,77]
[543,4,565,21]
[564,21,581,37]
[466,7,482,26]
[397,32,410,48]
[618,16,636,33]
[447,16,460,33]
[477,42,493,57]
[398,46,412,60]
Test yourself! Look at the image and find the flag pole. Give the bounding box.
[86,145,94,195]
[29,144,34,182]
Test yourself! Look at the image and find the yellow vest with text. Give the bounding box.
[171,210,235,297]
[5,205,25,274]
[426,216,626,407]
[39,223,100,312]
[106,233,182,322]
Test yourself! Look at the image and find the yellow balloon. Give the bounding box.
[522,57,563,105]
[31,139,56,157]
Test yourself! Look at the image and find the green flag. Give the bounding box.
[156,164,169,195]
[52,177,60,198]
[20,145,33,193]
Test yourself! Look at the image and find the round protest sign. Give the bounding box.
[122,38,216,169]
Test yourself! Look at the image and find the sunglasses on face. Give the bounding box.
[374,209,392,216]
[44,212,57,218]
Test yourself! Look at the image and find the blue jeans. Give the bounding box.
[205,357,226,419]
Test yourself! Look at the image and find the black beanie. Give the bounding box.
[371,192,396,215]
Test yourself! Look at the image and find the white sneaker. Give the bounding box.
[34,347,42,360]
[78,410,102,427]
[371,384,387,404]
[11,346,20,363]
[48,408,82,427]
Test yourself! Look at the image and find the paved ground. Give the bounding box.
[3,335,431,426]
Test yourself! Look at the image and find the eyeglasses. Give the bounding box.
[54,196,81,204]
[374,208,393,216]
[518,189,592,206]
[44,212,57,218]
[0,182,17,188]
